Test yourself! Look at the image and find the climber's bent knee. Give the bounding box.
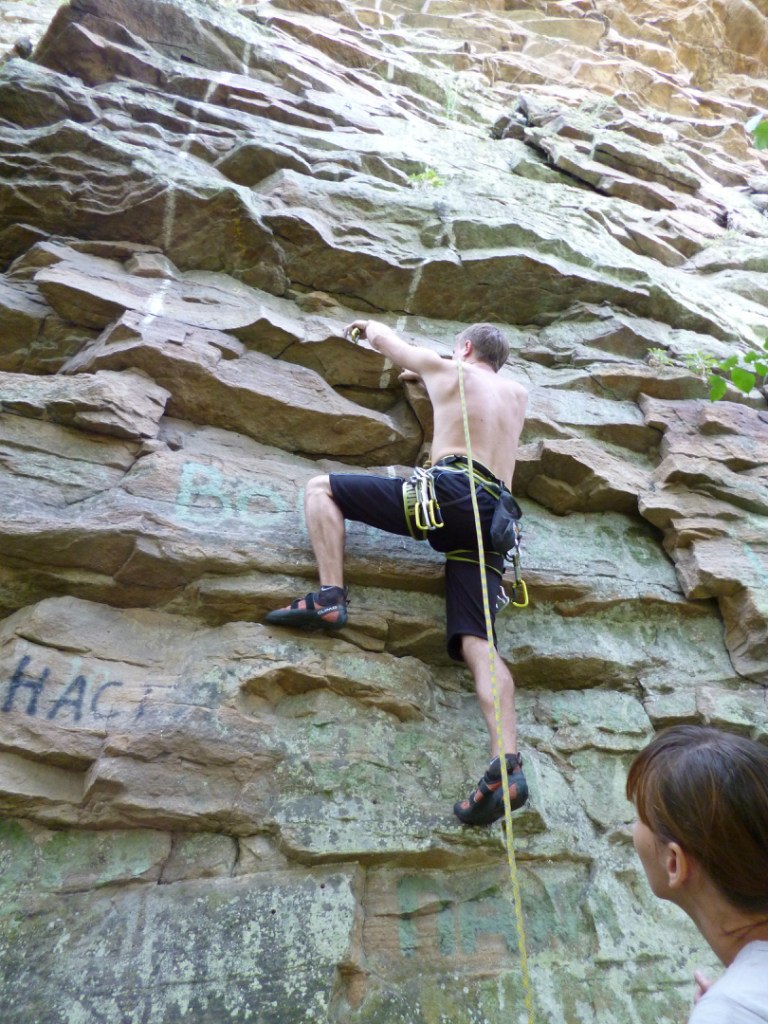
[305,475,334,501]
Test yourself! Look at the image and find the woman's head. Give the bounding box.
[626,725,768,914]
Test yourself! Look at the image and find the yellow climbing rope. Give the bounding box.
[457,362,535,1024]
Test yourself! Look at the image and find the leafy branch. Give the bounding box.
[746,112,768,150]
[648,340,768,400]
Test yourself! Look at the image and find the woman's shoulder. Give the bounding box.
[736,939,768,959]
[727,940,768,979]
[689,943,768,1024]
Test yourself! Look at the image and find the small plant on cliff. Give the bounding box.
[648,348,718,378]
[746,112,768,150]
[648,341,768,400]
[408,167,445,188]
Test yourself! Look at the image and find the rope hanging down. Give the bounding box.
[457,361,535,1024]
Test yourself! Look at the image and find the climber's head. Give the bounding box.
[453,323,510,371]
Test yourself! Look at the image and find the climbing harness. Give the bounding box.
[434,455,528,612]
[457,361,535,1024]
[401,455,528,611]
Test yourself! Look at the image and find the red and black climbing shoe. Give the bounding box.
[265,585,348,630]
[453,753,528,826]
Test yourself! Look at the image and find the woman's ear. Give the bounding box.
[665,841,691,890]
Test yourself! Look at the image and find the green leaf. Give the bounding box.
[731,367,756,393]
[745,112,766,132]
[752,121,768,150]
[744,351,758,363]
[709,375,727,401]
[720,355,739,369]
[754,361,768,376]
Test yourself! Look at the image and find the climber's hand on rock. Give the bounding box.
[342,319,366,339]
[343,320,392,347]
[399,369,422,383]
[343,320,370,343]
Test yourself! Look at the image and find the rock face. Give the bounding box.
[0,1,767,1022]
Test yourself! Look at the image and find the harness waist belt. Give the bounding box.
[433,455,502,489]
[403,456,511,541]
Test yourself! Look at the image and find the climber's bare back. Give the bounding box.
[422,357,527,488]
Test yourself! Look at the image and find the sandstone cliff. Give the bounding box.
[0,1,767,1022]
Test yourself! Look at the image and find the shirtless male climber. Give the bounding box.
[266,321,529,826]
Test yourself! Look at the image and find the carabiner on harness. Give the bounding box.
[407,467,443,532]
[493,507,528,610]
[507,519,528,608]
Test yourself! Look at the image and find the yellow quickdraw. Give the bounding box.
[512,578,529,608]
[414,499,441,531]
[457,361,535,1024]
[403,466,444,536]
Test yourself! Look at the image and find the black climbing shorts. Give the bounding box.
[329,461,504,661]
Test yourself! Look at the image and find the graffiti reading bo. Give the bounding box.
[2,655,124,723]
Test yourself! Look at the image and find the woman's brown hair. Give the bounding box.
[626,725,768,913]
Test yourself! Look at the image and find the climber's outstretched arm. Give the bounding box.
[344,319,443,378]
